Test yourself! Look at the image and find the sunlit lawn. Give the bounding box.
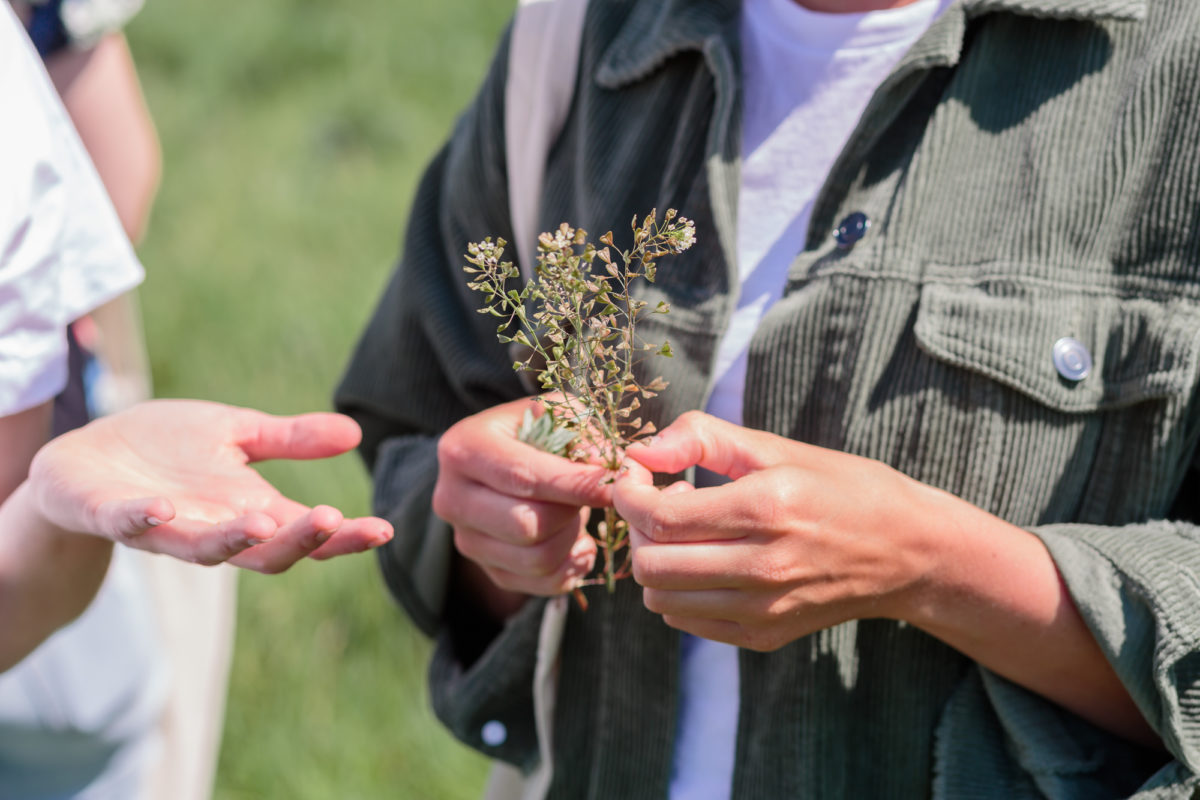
[126,2,510,796]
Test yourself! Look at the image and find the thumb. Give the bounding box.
[92,496,177,539]
[624,411,780,479]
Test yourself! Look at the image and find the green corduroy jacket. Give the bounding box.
[336,0,1200,796]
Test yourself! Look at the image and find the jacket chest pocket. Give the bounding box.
[908,280,1200,525]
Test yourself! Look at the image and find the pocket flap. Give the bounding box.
[913,282,1200,413]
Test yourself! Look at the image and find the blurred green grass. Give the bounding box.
[125,2,510,797]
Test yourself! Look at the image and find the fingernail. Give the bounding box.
[315,529,334,544]
[145,516,165,527]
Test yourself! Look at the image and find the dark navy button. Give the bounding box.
[833,212,871,249]
[1052,337,1092,381]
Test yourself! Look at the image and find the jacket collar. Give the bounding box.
[596,0,1145,89]
[597,0,739,89]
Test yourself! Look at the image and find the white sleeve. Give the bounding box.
[0,1,144,417]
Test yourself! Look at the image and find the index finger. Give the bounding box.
[614,476,746,544]
[439,422,613,509]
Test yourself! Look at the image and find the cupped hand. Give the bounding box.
[28,399,393,573]
[433,397,613,608]
[613,411,940,652]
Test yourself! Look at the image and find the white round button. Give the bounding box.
[1052,337,1092,381]
[481,720,508,747]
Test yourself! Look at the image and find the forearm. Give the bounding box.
[902,483,1159,747]
[0,481,112,672]
[0,402,107,670]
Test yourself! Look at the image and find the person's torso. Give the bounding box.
[528,0,1200,796]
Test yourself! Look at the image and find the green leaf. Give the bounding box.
[516,408,577,458]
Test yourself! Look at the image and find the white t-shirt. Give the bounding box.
[0,0,144,416]
[670,1,952,797]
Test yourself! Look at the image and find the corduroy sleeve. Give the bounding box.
[1032,517,1200,790]
[934,463,1200,799]
[333,26,545,769]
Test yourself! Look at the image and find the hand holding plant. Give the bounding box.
[464,209,696,594]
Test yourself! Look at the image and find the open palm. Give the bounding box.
[29,399,392,573]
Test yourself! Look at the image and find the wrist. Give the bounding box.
[889,479,1062,641]
[3,480,113,562]
[874,475,961,627]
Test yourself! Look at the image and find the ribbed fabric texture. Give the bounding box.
[336,0,1200,797]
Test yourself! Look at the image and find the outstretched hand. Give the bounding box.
[28,399,393,573]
